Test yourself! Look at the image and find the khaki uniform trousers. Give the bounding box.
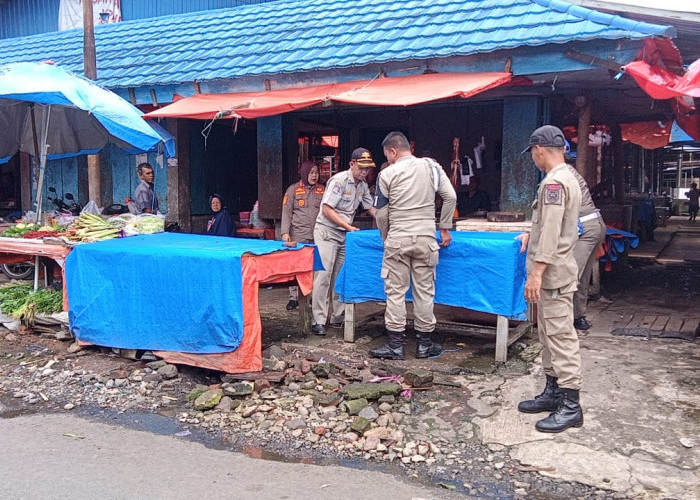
[382,235,440,333]
[312,225,346,325]
[573,217,606,318]
[537,281,582,390]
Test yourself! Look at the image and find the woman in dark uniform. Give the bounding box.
[206,194,236,237]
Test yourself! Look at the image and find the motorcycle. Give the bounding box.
[1,261,34,280]
[47,187,82,216]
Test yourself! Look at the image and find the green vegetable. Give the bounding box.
[136,216,165,234]
[2,223,41,238]
[0,282,63,319]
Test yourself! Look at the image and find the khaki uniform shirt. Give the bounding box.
[527,163,582,289]
[315,170,373,230]
[281,181,325,242]
[379,155,457,239]
[565,164,598,217]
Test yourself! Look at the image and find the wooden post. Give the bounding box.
[299,293,311,336]
[83,1,101,205]
[83,1,96,80]
[611,124,624,203]
[575,95,591,186]
[344,303,355,342]
[495,315,508,363]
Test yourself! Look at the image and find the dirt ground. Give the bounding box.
[1,252,698,499]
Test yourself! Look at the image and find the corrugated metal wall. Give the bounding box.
[0,0,60,40]
[0,0,274,40]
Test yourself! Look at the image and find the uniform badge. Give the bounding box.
[282,194,289,205]
[544,184,562,205]
[332,184,342,195]
[298,199,306,207]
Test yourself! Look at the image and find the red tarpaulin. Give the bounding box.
[624,59,700,100]
[144,72,512,120]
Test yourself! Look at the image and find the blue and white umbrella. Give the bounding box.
[0,61,174,220]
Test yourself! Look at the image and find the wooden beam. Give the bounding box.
[564,50,623,72]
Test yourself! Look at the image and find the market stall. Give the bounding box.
[335,230,528,361]
[66,233,316,373]
[0,236,71,308]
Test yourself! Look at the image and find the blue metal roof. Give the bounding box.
[0,0,675,90]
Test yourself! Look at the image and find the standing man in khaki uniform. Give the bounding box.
[516,125,584,433]
[564,161,606,332]
[281,161,325,310]
[370,132,456,360]
[311,148,376,336]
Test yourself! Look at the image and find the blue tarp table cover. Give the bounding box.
[335,230,527,317]
[66,232,307,354]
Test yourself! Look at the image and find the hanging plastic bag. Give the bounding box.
[80,200,101,215]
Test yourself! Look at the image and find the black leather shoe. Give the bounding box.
[329,320,344,329]
[311,324,326,336]
[416,339,445,359]
[286,300,299,311]
[535,388,584,433]
[370,344,405,360]
[518,375,562,413]
[573,317,591,331]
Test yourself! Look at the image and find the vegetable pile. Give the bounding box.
[2,223,41,238]
[2,212,165,243]
[0,282,63,325]
[64,212,121,242]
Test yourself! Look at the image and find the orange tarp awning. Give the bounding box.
[330,72,512,106]
[144,72,512,120]
[621,121,672,150]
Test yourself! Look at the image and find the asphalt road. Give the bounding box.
[0,412,454,500]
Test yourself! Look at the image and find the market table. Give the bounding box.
[335,230,528,362]
[0,236,72,309]
[66,233,316,373]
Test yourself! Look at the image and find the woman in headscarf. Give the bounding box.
[206,194,236,237]
[281,161,324,310]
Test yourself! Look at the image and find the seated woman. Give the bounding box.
[206,194,236,237]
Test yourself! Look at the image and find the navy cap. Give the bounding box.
[522,125,567,154]
[351,148,376,167]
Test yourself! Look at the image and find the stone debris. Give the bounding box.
[0,336,612,499]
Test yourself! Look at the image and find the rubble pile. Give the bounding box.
[178,347,447,466]
[0,331,614,498]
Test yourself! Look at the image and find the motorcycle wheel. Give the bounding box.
[1,263,35,280]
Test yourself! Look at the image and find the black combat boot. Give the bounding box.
[573,317,591,330]
[535,388,584,433]
[370,330,405,360]
[415,332,444,359]
[518,375,562,413]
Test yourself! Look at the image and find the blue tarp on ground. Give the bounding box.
[66,233,306,354]
[336,230,527,317]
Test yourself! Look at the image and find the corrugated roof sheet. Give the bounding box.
[0,0,675,89]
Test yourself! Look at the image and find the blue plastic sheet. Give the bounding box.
[601,227,639,264]
[335,230,527,317]
[67,233,309,354]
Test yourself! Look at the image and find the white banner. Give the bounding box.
[59,0,122,31]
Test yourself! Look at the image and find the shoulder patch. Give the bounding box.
[282,194,289,205]
[332,184,342,195]
[544,184,563,205]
